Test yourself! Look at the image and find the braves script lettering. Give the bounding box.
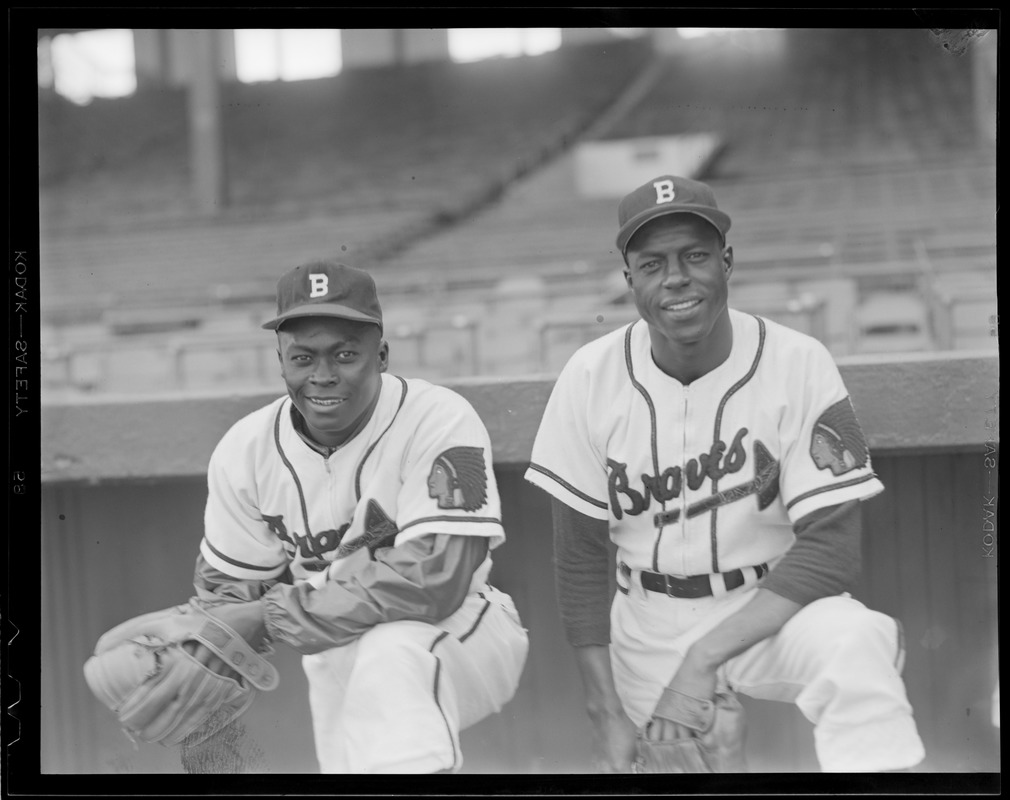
[262,512,349,560]
[608,428,749,519]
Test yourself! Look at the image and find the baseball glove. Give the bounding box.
[83,600,279,748]
[633,688,747,773]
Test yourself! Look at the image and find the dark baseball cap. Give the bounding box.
[616,175,731,255]
[261,260,383,331]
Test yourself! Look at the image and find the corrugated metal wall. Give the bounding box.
[41,451,998,774]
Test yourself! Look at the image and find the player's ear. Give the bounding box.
[623,264,633,288]
[377,338,389,373]
[722,245,734,280]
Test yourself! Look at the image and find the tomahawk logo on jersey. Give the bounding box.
[525,310,883,580]
[200,373,504,588]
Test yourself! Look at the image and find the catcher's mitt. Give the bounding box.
[83,600,279,748]
[633,688,747,773]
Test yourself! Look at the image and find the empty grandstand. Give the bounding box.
[39,27,996,397]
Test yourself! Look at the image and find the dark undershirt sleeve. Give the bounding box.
[551,497,613,648]
[260,533,489,654]
[760,500,862,606]
[194,534,488,655]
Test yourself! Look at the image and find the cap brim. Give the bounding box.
[262,303,382,331]
[617,205,731,254]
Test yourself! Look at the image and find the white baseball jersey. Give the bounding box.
[200,373,504,589]
[525,309,884,579]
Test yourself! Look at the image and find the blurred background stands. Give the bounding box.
[39,27,996,396]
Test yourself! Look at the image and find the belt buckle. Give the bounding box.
[663,574,678,598]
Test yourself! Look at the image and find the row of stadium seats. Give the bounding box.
[41,271,995,398]
[39,29,995,397]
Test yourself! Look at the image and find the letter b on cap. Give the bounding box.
[309,274,328,298]
[653,179,676,204]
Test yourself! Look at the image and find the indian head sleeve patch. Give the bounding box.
[810,397,870,476]
[427,446,488,511]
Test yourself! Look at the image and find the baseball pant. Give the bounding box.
[610,580,925,772]
[301,585,528,773]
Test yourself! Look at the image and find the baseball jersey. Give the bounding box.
[200,373,504,590]
[525,309,883,579]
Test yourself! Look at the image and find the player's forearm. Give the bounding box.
[685,588,802,671]
[573,644,628,720]
[261,534,488,654]
[573,644,639,772]
[678,501,861,680]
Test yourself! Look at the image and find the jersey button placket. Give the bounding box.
[324,454,341,534]
[680,385,690,577]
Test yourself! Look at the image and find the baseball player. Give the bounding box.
[524,175,925,773]
[182,260,529,773]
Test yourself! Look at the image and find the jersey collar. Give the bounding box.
[284,374,397,458]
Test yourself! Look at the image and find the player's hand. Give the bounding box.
[181,601,267,680]
[647,652,719,742]
[587,706,639,772]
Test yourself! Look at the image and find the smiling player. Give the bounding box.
[184,260,528,773]
[525,175,925,773]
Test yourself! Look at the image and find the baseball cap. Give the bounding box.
[261,260,383,331]
[616,175,731,255]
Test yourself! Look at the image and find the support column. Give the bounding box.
[341,29,398,69]
[972,31,997,144]
[132,29,170,89]
[187,30,227,214]
[400,29,449,63]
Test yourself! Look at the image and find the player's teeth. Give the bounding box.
[670,299,701,310]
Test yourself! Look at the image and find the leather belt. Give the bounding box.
[619,563,768,598]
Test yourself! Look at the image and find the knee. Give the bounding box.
[805,598,903,673]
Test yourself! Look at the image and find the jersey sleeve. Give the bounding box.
[262,533,489,653]
[779,342,884,522]
[393,390,505,548]
[524,353,610,520]
[199,424,290,582]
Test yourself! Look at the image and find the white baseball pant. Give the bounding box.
[301,585,528,773]
[610,579,925,772]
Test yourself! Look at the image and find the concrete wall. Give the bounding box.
[37,353,1000,775]
[42,354,999,483]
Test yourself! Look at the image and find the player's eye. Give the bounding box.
[335,351,357,362]
[686,251,708,261]
[639,259,661,272]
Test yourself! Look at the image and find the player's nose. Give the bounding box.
[661,263,690,287]
[310,363,340,384]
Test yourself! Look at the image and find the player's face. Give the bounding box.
[277,316,388,448]
[624,214,733,353]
